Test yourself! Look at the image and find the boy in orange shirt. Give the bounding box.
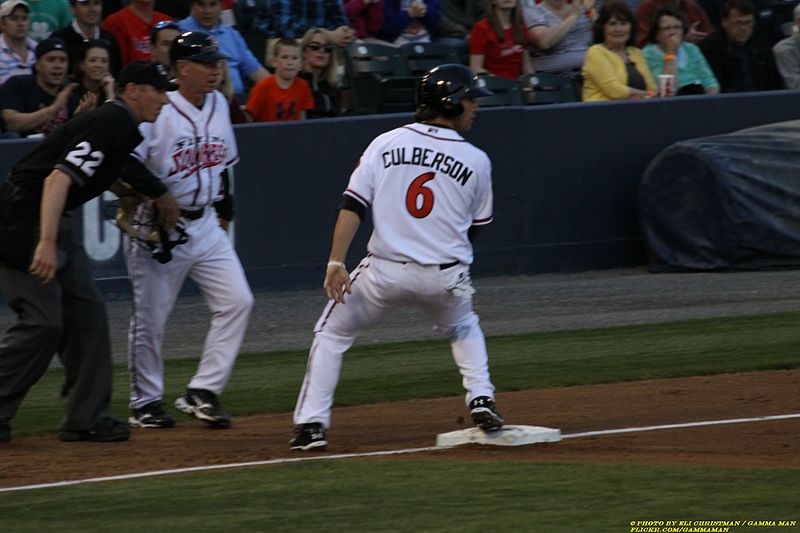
[246,38,313,122]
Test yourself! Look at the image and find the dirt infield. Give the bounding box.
[1,369,798,489]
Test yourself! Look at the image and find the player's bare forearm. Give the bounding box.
[324,209,361,303]
[30,169,71,282]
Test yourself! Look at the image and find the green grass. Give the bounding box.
[11,311,800,437]
[1,462,798,532]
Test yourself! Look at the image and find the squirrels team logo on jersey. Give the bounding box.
[167,136,228,178]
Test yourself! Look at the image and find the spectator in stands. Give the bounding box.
[438,0,485,44]
[345,0,386,42]
[150,20,181,76]
[700,0,782,91]
[772,3,800,89]
[470,0,533,80]
[73,39,114,109]
[51,0,122,77]
[0,0,37,86]
[523,0,594,78]
[582,1,655,101]
[178,0,269,99]
[217,59,249,123]
[259,1,356,64]
[299,28,343,117]
[380,0,442,45]
[246,38,314,121]
[26,0,73,41]
[635,0,713,47]
[0,37,87,136]
[101,0,171,66]
[643,6,719,94]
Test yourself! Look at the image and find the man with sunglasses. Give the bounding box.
[178,0,268,99]
[150,20,181,75]
[51,0,122,77]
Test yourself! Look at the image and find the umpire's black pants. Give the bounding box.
[0,215,113,433]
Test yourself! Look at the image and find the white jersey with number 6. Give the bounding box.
[344,122,493,266]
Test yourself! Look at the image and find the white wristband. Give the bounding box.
[327,261,346,270]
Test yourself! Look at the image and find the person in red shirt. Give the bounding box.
[469,0,533,80]
[246,38,314,122]
[101,0,171,66]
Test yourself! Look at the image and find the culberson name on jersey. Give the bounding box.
[382,146,473,186]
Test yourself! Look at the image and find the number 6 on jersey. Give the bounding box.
[406,171,435,218]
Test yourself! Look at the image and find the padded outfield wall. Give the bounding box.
[1,91,800,291]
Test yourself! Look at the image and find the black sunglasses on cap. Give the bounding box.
[306,42,333,53]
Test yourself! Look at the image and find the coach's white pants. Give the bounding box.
[293,255,495,428]
[126,209,253,409]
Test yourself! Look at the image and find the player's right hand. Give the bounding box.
[29,240,58,283]
[324,264,351,304]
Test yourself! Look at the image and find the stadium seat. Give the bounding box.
[476,75,525,107]
[521,72,578,104]
[400,42,463,76]
[344,43,411,113]
[378,77,418,114]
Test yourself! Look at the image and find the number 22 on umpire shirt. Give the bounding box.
[344,122,493,266]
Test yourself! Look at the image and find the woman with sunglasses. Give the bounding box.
[642,6,719,95]
[299,28,344,118]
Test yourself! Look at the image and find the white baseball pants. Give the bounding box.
[293,255,496,428]
[126,208,253,409]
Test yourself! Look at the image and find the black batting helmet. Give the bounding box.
[169,31,228,65]
[416,64,493,119]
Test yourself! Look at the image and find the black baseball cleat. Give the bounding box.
[0,419,10,443]
[129,400,176,428]
[59,416,131,442]
[174,388,232,428]
[290,422,328,451]
[469,396,504,432]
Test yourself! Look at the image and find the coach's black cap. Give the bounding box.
[117,61,178,91]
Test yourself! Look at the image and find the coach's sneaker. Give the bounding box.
[174,388,231,428]
[290,422,328,451]
[469,396,504,432]
[129,400,176,428]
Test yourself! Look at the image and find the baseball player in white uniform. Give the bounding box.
[290,64,504,451]
[124,32,253,429]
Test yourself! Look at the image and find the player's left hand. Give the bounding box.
[29,240,58,283]
[155,191,180,232]
[324,264,351,304]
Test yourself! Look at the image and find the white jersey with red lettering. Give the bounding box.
[293,121,497,431]
[125,89,252,416]
[345,122,493,266]
[132,89,239,209]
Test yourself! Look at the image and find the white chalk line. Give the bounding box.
[2,412,798,495]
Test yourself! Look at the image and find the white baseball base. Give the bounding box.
[436,425,562,447]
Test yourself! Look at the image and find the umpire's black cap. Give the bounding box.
[117,61,178,91]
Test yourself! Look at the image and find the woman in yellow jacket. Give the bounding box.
[582,1,655,101]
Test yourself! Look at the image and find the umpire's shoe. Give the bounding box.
[59,417,131,442]
[174,388,231,428]
[469,396,504,432]
[129,400,176,429]
[290,422,328,451]
[0,419,10,443]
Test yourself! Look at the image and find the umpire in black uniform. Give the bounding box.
[0,61,179,443]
